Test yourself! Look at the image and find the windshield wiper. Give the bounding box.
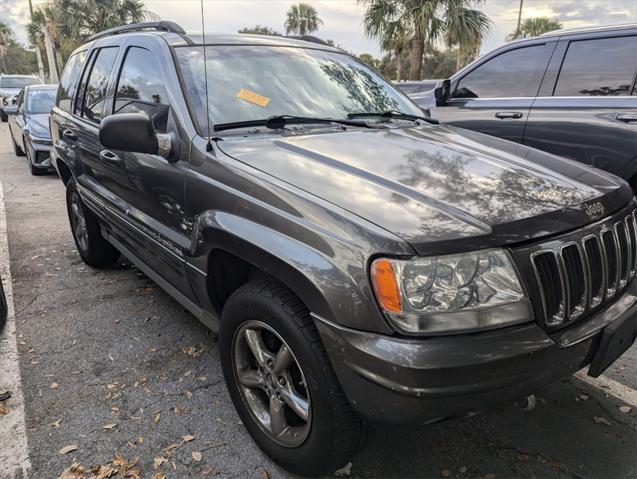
[214,115,371,132]
[347,110,439,125]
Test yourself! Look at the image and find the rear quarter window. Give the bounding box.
[56,50,87,112]
[554,36,637,96]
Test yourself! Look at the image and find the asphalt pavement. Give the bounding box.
[0,122,635,479]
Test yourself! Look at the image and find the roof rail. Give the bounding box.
[87,21,186,42]
[286,35,331,46]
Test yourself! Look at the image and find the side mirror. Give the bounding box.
[3,105,18,115]
[99,113,159,155]
[434,79,451,107]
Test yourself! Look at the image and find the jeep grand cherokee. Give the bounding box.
[50,21,637,477]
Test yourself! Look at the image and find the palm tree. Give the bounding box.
[445,4,491,70]
[507,16,561,40]
[361,0,491,80]
[284,3,324,36]
[362,1,411,80]
[55,0,158,41]
[0,22,13,73]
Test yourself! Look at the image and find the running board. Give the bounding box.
[103,231,219,333]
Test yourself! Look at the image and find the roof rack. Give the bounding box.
[286,35,331,46]
[87,21,186,42]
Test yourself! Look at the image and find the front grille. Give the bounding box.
[529,209,637,328]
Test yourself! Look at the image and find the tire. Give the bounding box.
[220,281,364,477]
[11,135,24,156]
[66,178,120,267]
[0,110,7,123]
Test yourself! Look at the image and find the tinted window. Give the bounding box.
[26,89,56,114]
[453,45,551,99]
[114,47,169,130]
[81,47,119,122]
[57,51,87,112]
[554,36,637,97]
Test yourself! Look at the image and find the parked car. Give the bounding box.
[5,84,57,175]
[50,22,637,477]
[0,74,42,122]
[410,24,637,189]
[395,79,439,95]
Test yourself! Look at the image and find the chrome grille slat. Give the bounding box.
[531,210,637,328]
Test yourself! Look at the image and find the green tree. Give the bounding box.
[0,22,13,73]
[284,3,323,35]
[508,16,561,40]
[360,0,491,80]
[238,25,282,36]
[358,53,381,69]
[445,3,491,70]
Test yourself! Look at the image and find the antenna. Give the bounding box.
[200,0,213,152]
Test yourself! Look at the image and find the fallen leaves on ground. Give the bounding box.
[201,466,214,476]
[192,451,202,462]
[59,445,79,455]
[51,418,62,428]
[0,405,10,415]
[182,346,203,358]
[182,435,195,442]
[593,416,612,426]
[154,412,161,424]
[262,469,270,479]
[103,423,118,430]
[51,382,59,389]
[619,405,632,413]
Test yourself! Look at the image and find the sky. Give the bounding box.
[2,0,637,57]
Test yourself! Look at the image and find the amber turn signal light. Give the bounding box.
[370,259,402,313]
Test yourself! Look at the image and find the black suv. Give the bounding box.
[413,24,637,188]
[51,22,637,477]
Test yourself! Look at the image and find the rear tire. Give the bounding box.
[220,281,364,477]
[66,178,120,267]
[0,110,7,123]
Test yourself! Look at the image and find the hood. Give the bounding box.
[218,125,632,255]
[26,114,51,139]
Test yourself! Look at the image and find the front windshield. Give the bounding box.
[26,89,56,114]
[1,76,41,89]
[176,45,422,134]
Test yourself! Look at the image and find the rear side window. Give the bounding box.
[114,47,169,130]
[79,47,119,123]
[452,45,551,99]
[554,36,637,96]
[56,51,87,112]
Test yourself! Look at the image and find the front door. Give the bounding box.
[434,42,556,144]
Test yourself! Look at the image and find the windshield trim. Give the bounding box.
[172,43,421,139]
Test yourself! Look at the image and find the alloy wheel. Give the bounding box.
[69,192,89,252]
[232,320,312,447]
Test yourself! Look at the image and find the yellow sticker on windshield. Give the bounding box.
[236,88,271,107]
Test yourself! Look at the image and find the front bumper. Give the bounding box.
[25,139,54,170]
[314,281,637,425]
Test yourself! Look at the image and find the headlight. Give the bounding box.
[370,248,532,334]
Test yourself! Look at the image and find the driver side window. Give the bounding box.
[113,46,170,132]
[452,44,552,99]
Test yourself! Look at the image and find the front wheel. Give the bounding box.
[66,178,120,267]
[220,281,364,477]
[11,135,24,156]
[0,110,7,122]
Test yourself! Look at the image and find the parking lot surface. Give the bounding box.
[0,123,635,479]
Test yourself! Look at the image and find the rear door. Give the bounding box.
[525,33,637,183]
[434,41,556,143]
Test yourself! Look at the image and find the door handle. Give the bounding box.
[99,149,122,166]
[495,111,523,120]
[62,129,78,141]
[616,113,637,123]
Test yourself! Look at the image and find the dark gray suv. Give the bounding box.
[50,22,637,477]
[413,24,637,189]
